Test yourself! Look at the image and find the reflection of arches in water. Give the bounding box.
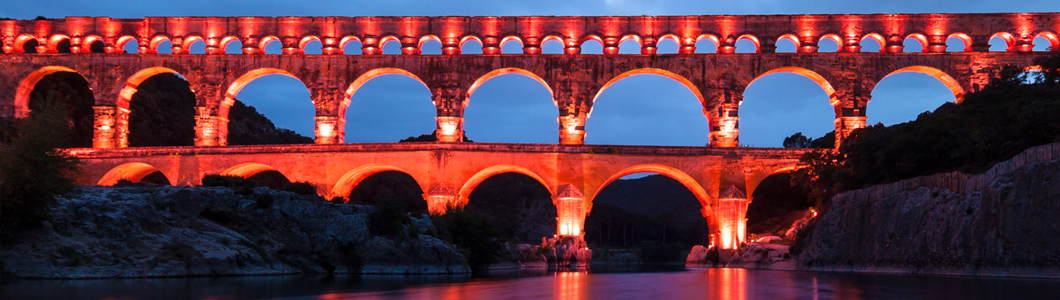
[98,162,171,186]
[465,172,557,244]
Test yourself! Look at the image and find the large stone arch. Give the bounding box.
[588,68,708,117]
[871,65,966,103]
[218,67,311,145]
[342,67,431,119]
[457,164,554,206]
[467,67,555,105]
[110,66,191,147]
[221,162,282,178]
[330,164,427,201]
[12,66,83,119]
[97,162,170,186]
[591,164,717,232]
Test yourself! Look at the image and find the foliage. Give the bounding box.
[201,174,256,188]
[0,93,80,234]
[808,130,836,149]
[792,53,1060,212]
[282,181,318,196]
[782,132,812,148]
[368,196,412,237]
[431,209,502,272]
[127,74,197,146]
[255,193,275,209]
[464,173,556,244]
[227,100,314,145]
[27,72,94,147]
[398,133,474,142]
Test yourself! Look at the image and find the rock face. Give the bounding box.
[726,243,796,270]
[799,145,1060,277]
[1,187,469,279]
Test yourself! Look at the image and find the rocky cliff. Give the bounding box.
[798,143,1060,277]
[1,186,469,279]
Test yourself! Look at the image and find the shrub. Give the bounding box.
[432,209,502,273]
[368,196,411,237]
[255,193,274,209]
[283,181,318,196]
[201,174,255,188]
[0,92,80,235]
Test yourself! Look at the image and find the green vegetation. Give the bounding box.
[399,133,474,142]
[127,74,197,146]
[281,181,318,196]
[367,196,412,237]
[0,93,80,235]
[431,208,502,272]
[226,100,314,145]
[792,54,1060,212]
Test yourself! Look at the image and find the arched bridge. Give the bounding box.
[1,13,1057,250]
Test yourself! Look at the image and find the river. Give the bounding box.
[3,266,1059,299]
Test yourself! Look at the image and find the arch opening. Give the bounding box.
[125,70,197,147]
[656,37,680,54]
[381,39,401,54]
[541,39,564,54]
[946,36,968,52]
[221,163,292,189]
[745,172,812,238]
[223,39,243,54]
[461,38,483,54]
[17,67,94,147]
[464,172,557,244]
[734,36,758,53]
[869,67,961,126]
[694,37,718,53]
[989,34,1013,52]
[581,39,604,54]
[98,162,171,186]
[344,69,435,142]
[347,170,427,213]
[860,34,884,52]
[186,39,206,54]
[586,70,709,146]
[343,39,363,54]
[618,39,641,54]
[465,70,557,143]
[775,35,799,53]
[262,39,282,54]
[225,69,316,145]
[587,166,714,260]
[741,68,836,147]
[420,38,443,55]
[121,38,139,54]
[818,36,840,52]
[1033,35,1055,52]
[500,38,524,54]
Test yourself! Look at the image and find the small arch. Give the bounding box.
[1034,32,1058,51]
[300,36,323,54]
[97,162,170,186]
[418,35,442,54]
[345,68,429,101]
[879,66,965,103]
[590,68,706,110]
[13,66,81,118]
[776,34,801,53]
[260,36,282,54]
[617,35,641,54]
[460,35,484,54]
[500,36,523,54]
[818,34,842,52]
[541,36,565,54]
[331,164,415,200]
[735,34,760,53]
[593,164,715,224]
[220,36,242,54]
[182,36,206,54]
[457,165,553,204]
[655,34,681,54]
[81,35,106,53]
[861,33,885,52]
[990,32,1016,52]
[947,33,972,52]
[14,34,38,53]
[339,36,362,54]
[580,36,604,54]
[904,33,928,53]
[47,34,72,53]
[695,35,719,53]
[116,36,138,53]
[380,36,402,54]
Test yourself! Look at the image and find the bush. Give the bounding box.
[432,209,502,273]
[283,181,318,196]
[255,193,274,209]
[0,92,80,235]
[368,196,411,237]
[201,174,255,188]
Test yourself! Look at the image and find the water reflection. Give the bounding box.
[3,268,1060,300]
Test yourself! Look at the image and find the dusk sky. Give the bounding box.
[4,0,1058,146]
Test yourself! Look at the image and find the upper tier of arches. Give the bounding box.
[2,14,1058,55]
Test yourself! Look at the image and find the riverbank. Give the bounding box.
[797,143,1060,278]
[1,186,470,278]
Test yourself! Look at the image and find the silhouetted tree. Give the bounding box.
[783,132,812,148]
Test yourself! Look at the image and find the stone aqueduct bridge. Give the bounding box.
[1,13,1057,249]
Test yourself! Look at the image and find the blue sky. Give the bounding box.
[5,0,1058,146]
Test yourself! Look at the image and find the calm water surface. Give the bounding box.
[3,266,1059,299]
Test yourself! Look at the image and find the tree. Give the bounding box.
[783,132,812,148]
[1,92,80,234]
